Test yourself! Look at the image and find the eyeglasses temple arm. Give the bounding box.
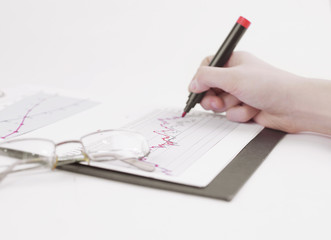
[0,161,19,182]
[121,158,155,172]
[0,148,50,181]
[0,148,33,182]
[0,147,36,159]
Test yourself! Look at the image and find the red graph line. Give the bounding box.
[141,116,181,175]
[150,117,180,150]
[0,97,90,124]
[1,97,48,139]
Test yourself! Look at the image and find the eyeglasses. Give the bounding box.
[0,129,154,182]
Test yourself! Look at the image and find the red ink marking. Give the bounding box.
[150,117,180,150]
[1,98,48,139]
[141,116,181,175]
[1,95,90,140]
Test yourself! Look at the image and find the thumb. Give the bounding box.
[189,66,240,94]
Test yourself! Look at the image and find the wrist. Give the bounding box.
[292,77,331,135]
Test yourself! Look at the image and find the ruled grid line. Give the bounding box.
[0,92,97,140]
[0,96,50,139]
[126,109,239,176]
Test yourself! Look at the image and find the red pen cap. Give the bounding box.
[237,16,251,29]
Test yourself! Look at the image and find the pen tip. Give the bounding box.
[181,112,187,118]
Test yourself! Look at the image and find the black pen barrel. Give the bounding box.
[182,16,250,116]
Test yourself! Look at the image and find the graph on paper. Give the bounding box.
[85,108,263,186]
[0,92,98,140]
[123,109,240,176]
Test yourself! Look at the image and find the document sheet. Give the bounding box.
[88,109,263,187]
[0,91,97,140]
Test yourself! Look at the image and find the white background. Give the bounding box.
[0,0,331,239]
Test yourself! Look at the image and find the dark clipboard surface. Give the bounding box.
[58,128,285,201]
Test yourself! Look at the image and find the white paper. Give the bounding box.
[0,91,98,140]
[88,109,264,187]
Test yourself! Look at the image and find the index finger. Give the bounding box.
[200,55,214,67]
[189,55,215,91]
[191,66,241,95]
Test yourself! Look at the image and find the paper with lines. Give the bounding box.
[0,92,98,140]
[126,110,239,176]
[89,109,263,187]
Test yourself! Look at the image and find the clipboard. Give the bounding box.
[58,128,285,201]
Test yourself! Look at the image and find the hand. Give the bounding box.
[189,51,331,135]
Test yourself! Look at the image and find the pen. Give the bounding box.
[182,16,251,117]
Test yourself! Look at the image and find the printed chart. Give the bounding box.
[125,109,240,176]
[85,108,263,186]
[0,92,98,140]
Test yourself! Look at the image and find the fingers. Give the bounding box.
[189,66,241,95]
[200,55,214,67]
[190,52,255,94]
[201,91,240,112]
[188,52,264,123]
[189,55,214,87]
[216,92,241,112]
[199,90,224,111]
[226,104,260,122]
[200,91,260,122]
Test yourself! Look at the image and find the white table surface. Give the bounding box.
[0,1,331,239]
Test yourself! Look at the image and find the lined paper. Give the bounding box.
[125,109,239,176]
[88,109,263,187]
